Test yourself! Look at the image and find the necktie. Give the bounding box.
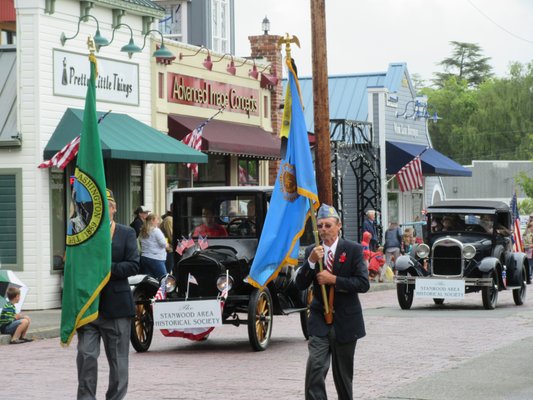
[326,250,334,272]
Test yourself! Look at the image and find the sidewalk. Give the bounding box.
[0,281,395,345]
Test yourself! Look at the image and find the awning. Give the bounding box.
[386,140,472,177]
[43,108,207,164]
[168,114,281,159]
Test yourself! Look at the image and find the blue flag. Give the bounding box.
[247,63,319,288]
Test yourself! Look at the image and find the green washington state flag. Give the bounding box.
[60,53,111,345]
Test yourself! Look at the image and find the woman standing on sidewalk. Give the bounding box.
[139,213,169,279]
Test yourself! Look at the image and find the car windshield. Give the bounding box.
[175,192,259,239]
[429,213,495,234]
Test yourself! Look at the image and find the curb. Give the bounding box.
[0,327,60,345]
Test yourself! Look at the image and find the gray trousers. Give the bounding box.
[305,330,357,400]
[77,315,131,400]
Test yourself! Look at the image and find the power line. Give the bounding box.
[467,0,533,45]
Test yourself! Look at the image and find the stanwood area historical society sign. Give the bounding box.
[153,299,223,329]
[415,278,465,299]
[53,49,139,105]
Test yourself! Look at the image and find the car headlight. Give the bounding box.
[165,275,177,293]
[216,274,234,292]
[463,244,476,260]
[416,243,430,259]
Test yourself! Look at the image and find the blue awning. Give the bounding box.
[386,140,472,177]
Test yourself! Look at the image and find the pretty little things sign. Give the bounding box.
[53,49,139,106]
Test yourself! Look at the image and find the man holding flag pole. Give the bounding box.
[248,36,369,400]
[59,37,139,400]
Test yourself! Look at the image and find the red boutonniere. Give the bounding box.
[339,252,347,263]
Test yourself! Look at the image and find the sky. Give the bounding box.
[234,0,533,85]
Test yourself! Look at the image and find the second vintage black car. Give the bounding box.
[395,200,529,310]
[129,186,311,352]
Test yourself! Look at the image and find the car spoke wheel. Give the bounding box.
[248,288,273,351]
[130,289,154,352]
[397,272,414,310]
[513,266,527,306]
[300,286,313,340]
[482,270,499,310]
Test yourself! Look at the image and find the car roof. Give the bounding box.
[172,186,273,194]
[428,200,510,213]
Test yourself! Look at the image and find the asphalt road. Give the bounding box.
[2,286,533,399]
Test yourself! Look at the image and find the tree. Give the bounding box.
[433,41,493,88]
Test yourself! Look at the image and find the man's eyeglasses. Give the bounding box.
[317,223,333,229]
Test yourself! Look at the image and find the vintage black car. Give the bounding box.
[129,186,311,352]
[395,200,529,310]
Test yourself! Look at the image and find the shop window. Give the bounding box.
[196,154,228,186]
[387,192,399,225]
[263,95,269,118]
[238,159,259,186]
[50,170,67,272]
[0,169,22,270]
[130,163,143,221]
[158,72,164,99]
[167,155,228,189]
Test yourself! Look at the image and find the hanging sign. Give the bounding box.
[53,49,139,106]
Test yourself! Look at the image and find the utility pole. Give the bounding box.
[310,0,332,205]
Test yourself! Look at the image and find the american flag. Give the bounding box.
[182,125,205,177]
[396,156,423,192]
[38,111,111,170]
[153,276,167,301]
[188,273,198,285]
[38,136,80,170]
[510,191,524,253]
[198,235,209,250]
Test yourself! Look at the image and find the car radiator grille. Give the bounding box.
[432,245,462,276]
[178,262,220,298]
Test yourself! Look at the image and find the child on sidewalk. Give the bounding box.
[0,287,33,344]
[368,246,385,282]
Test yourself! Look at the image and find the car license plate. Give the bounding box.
[153,299,222,330]
[414,278,465,299]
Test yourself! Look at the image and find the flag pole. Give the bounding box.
[308,198,332,323]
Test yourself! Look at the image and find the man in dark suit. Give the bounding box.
[77,189,140,400]
[296,204,369,400]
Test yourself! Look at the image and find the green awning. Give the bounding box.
[43,108,207,164]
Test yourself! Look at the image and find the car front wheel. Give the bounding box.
[248,288,273,351]
[130,289,154,352]
[513,266,527,306]
[482,270,499,310]
[397,273,414,310]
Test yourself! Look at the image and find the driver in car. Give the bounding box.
[237,201,256,235]
[193,208,228,237]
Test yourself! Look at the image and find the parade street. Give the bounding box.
[2,286,533,400]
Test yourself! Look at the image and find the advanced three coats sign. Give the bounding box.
[53,49,139,106]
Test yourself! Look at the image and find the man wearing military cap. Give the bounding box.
[296,204,369,400]
[76,188,140,400]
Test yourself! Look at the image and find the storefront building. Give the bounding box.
[0,0,207,310]
[151,37,283,209]
[296,63,472,241]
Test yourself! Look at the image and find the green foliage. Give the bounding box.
[433,41,493,88]
[424,59,533,166]
[519,198,533,216]
[517,172,533,198]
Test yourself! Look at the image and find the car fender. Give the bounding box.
[504,252,528,286]
[395,254,425,276]
[128,274,160,294]
[478,257,500,274]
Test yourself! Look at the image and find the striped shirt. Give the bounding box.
[0,301,16,327]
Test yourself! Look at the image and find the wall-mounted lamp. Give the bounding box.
[60,15,109,51]
[212,53,249,75]
[395,99,440,123]
[249,60,274,80]
[179,46,212,71]
[262,16,270,35]
[60,16,174,60]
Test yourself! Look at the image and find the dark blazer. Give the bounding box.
[99,223,140,319]
[295,238,369,343]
